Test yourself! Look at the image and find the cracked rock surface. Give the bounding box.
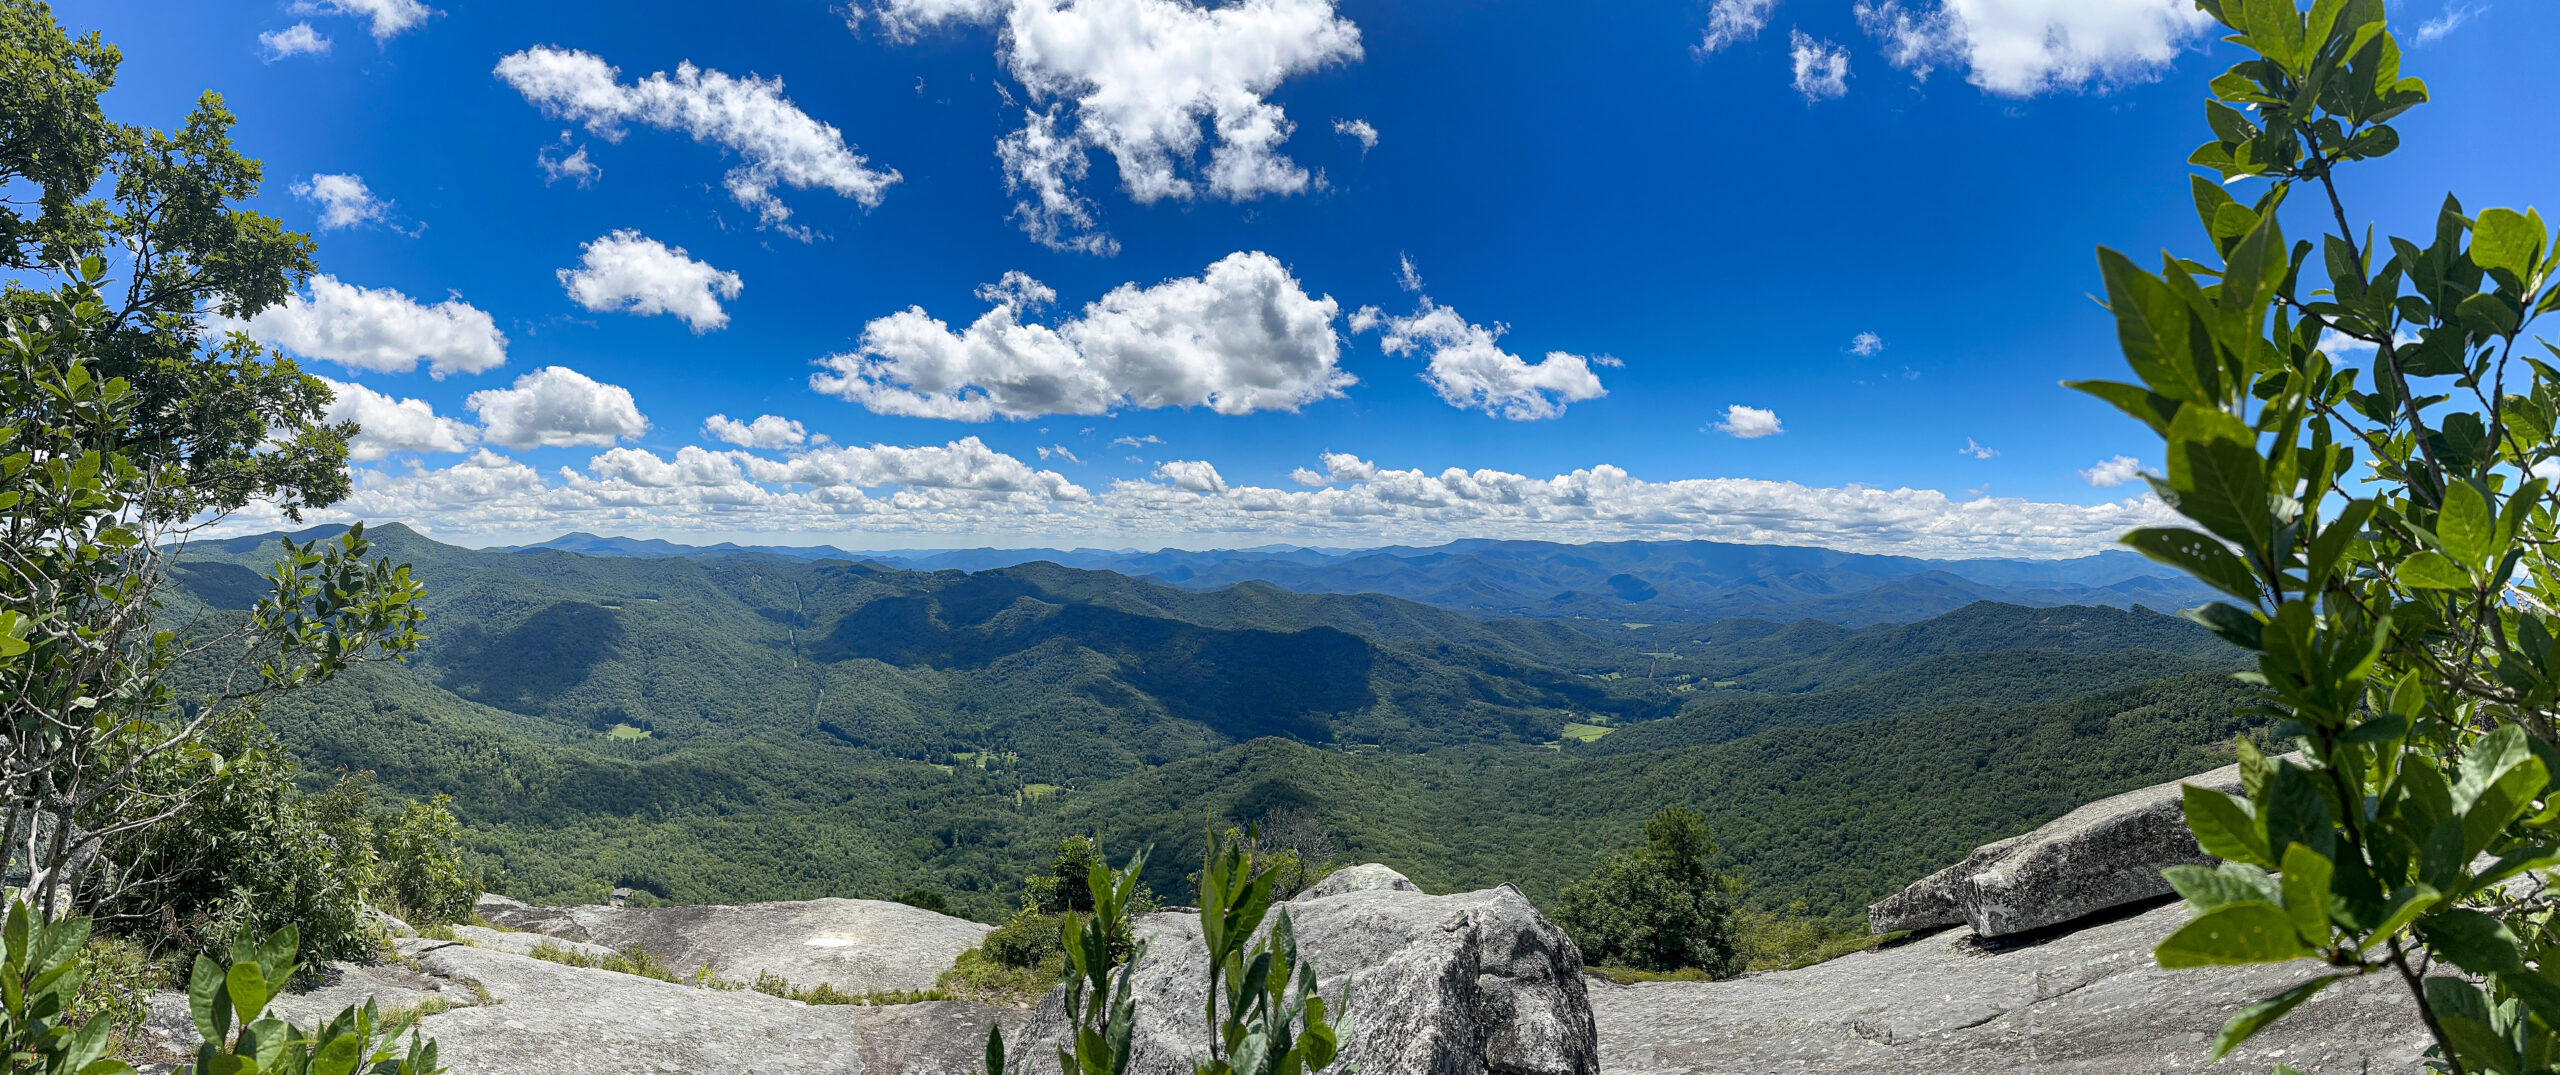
[474,893,992,994]
[1593,899,2429,1074]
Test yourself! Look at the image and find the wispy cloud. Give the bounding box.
[2415,2,2485,44]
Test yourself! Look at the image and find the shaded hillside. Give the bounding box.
[1045,672,2264,917]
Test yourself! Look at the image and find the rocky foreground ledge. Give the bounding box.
[135,761,2435,1073]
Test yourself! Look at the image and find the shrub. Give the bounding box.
[1553,807,1741,977]
[89,723,478,968]
[891,887,953,915]
[2082,0,2560,1068]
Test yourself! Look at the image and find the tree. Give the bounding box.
[1554,806,1740,976]
[2081,1,2560,1069]
[0,0,422,926]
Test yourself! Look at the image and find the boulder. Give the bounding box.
[1292,862,1421,901]
[1016,876,1597,1075]
[473,893,991,994]
[1869,760,2252,937]
[1593,898,2430,1074]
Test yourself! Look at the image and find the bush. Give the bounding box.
[373,795,478,926]
[891,887,952,915]
[69,934,154,1057]
[88,718,477,968]
[1553,807,1741,977]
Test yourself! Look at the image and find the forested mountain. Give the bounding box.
[508,533,2219,625]
[176,524,2258,925]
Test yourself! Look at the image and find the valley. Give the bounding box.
[178,525,2254,926]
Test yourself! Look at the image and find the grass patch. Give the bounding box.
[1558,723,1614,742]
[1586,965,1717,985]
[751,970,949,1005]
[936,948,1060,1008]
[604,723,652,740]
[1015,783,1062,806]
[526,941,681,983]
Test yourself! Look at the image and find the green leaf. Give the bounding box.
[2121,528,2262,603]
[2155,902,2310,967]
[225,962,271,1027]
[2184,784,2274,867]
[2164,424,2272,551]
[2278,843,2333,945]
[2209,974,2348,1060]
[2165,862,2282,909]
[2436,481,2497,567]
[2473,207,2544,288]
[188,955,231,1048]
[2417,909,2526,973]
[2396,550,2472,589]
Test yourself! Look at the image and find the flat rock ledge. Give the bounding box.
[1017,875,1597,1075]
[139,937,1022,1075]
[1870,760,2254,938]
[475,893,992,995]
[1594,898,2430,1074]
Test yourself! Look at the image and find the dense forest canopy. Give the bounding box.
[176,524,2258,924]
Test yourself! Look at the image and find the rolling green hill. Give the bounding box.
[173,525,2260,924]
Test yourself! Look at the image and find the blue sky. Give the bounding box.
[56,0,2554,554]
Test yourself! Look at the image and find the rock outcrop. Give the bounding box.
[1594,898,2430,1073]
[1017,879,1597,1075]
[142,938,1021,1075]
[1291,862,1421,901]
[474,893,991,994]
[1868,760,2249,937]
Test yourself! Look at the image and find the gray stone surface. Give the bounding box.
[1595,899,2431,1074]
[474,893,991,994]
[146,940,1026,1075]
[1291,862,1421,901]
[1018,879,1596,1075]
[451,923,617,961]
[1869,761,2251,937]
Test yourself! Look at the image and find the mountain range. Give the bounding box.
[170,523,2253,923]
[507,533,2217,626]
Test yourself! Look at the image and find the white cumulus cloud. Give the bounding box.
[2080,455,2143,488]
[1037,444,1084,464]
[557,230,743,333]
[703,414,808,450]
[319,377,477,461]
[1333,118,1378,153]
[1958,438,1998,459]
[1698,0,1778,53]
[290,0,434,40]
[813,251,1351,421]
[1854,0,2211,96]
[1154,459,1226,493]
[1789,29,1850,100]
[873,0,1362,253]
[1850,331,1883,356]
[210,444,2180,558]
[1714,404,1783,438]
[494,46,900,231]
[260,24,331,60]
[214,275,506,378]
[1354,298,1605,421]
[467,367,650,450]
[294,174,393,231]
